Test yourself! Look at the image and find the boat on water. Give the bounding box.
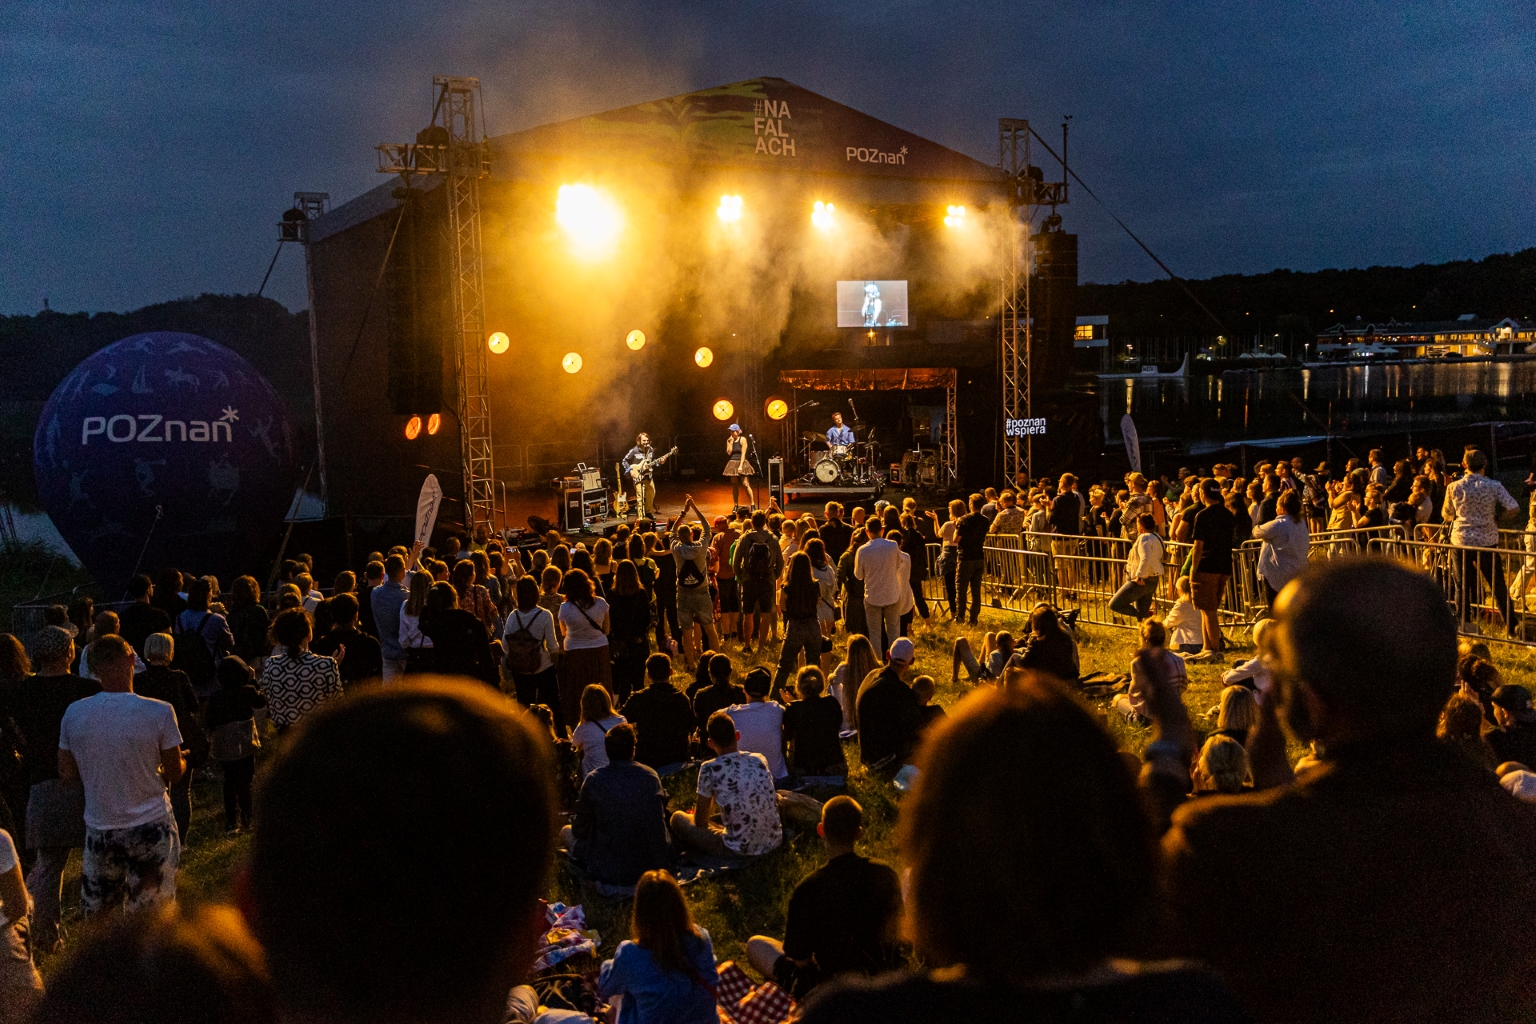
[1097,353,1189,380]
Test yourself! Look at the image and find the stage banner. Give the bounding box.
[415,474,443,551]
[1121,414,1142,475]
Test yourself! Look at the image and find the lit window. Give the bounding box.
[1075,324,1094,340]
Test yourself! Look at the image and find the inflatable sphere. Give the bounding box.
[33,332,296,590]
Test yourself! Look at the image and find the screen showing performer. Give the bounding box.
[827,412,855,447]
[723,424,756,510]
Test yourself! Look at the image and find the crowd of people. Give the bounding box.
[1,450,1535,1023]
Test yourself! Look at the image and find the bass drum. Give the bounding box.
[814,458,841,484]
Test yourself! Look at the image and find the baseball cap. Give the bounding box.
[1491,684,1533,712]
[713,516,727,528]
[890,637,915,662]
[729,423,741,432]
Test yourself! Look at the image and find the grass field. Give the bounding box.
[38,602,1536,981]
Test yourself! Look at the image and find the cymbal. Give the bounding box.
[800,432,825,441]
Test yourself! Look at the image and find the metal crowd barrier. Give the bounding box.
[1367,536,1536,647]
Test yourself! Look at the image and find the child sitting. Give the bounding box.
[1163,576,1203,654]
[1113,619,1188,725]
[913,674,946,735]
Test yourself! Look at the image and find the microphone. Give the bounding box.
[804,401,819,408]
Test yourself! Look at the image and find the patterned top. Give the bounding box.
[696,750,782,856]
[259,650,344,728]
[1442,473,1518,548]
[989,506,1027,535]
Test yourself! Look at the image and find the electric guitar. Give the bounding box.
[627,446,678,483]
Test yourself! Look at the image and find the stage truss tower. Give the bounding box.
[998,118,1032,486]
[378,76,496,529]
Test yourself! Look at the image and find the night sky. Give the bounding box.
[4,0,1532,316]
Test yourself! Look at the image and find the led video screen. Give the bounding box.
[836,280,908,328]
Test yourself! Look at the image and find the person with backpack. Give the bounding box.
[503,576,562,726]
[672,496,720,671]
[173,577,233,701]
[734,508,784,656]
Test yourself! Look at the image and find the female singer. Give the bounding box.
[723,424,756,510]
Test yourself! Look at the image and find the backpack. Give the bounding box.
[172,613,217,688]
[744,537,773,582]
[676,551,706,589]
[503,610,545,676]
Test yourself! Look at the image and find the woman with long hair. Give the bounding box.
[504,576,562,726]
[805,537,838,672]
[774,551,824,692]
[837,529,870,640]
[592,538,618,598]
[608,560,652,705]
[899,513,931,634]
[831,633,879,735]
[400,571,436,676]
[419,582,498,687]
[450,560,499,639]
[597,870,718,1024]
[175,577,236,698]
[258,608,342,733]
[1015,603,1080,684]
[571,684,626,777]
[1254,489,1310,604]
[556,569,611,731]
[226,576,270,667]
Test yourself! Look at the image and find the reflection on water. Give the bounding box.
[1099,361,1536,448]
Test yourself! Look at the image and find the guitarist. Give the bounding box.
[621,433,657,519]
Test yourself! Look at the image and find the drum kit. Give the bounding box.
[800,431,879,486]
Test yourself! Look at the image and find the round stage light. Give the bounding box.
[713,399,734,421]
[811,200,835,231]
[562,352,583,374]
[487,331,510,354]
[626,329,646,351]
[404,415,422,440]
[556,184,623,257]
[694,346,714,368]
[764,397,788,421]
[426,413,441,436]
[717,194,743,223]
[944,205,966,228]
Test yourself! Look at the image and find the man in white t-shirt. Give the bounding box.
[670,710,783,859]
[727,667,788,783]
[58,635,184,917]
[0,827,42,1013]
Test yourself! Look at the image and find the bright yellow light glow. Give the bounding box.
[487,331,509,354]
[811,200,835,231]
[562,352,583,374]
[426,413,441,435]
[555,184,623,256]
[717,194,743,223]
[404,416,422,440]
[943,204,966,228]
[765,398,788,421]
[694,347,714,368]
[626,329,646,351]
[713,399,734,421]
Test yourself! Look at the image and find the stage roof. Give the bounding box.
[316,77,1005,241]
[780,367,957,391]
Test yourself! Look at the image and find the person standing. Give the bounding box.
[1187,479,1236,663]
[820,502,853,563]
[225,576,271,669]
[556,570,611,731]
[203,657,264,835]
[673,496,721,667]
[1253,490,1310,604]
[855,519,907,656]
[622,433,658,519]
[734,509,783,656]
[9,627,96,953]
[311,594,384,687]
[419,583,498,687]
[502,576,562,725]
[1442,449,1520,635]
[116,575,170,659]
[259,609,345,733]
[57,636,183,918]
[607,560,652,706]
[371,551,412,684]
[134,633,204,844]
[710,515,741,644]
[954,494,990,626]
[723,425,757,511]
[774,552,826,695]
[0,821,42,1019]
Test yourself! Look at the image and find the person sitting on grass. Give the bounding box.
[596,870,719,1024]
[669,711,782,860]
[747,796,903,1001]
[856,638,922,775]
[562,723,674,889]
[1014,604,1080,684]
[728,667,788,785]
[1488,683,1536,768]
[572,684,626,778]
[1209,684,1259,744]
[1163,576,1203,653]
[780,666,847,781]
[1191,735,1250,795]
[912,675,945,736]
[691,653,746,744]
[621,653,697,774]
[951,630,1014,685]
[798,678,1248,1024]
[1112,619,1187,725]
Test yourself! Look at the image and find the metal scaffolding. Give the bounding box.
[998,118,1032,486]
[377,76,496,529]
[279,192,331,509]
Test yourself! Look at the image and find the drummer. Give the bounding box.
[827,412,855,448]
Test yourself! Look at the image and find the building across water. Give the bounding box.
[1316,314,1536,359]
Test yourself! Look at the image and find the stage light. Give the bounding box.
[626,329,646,351]
[944,205,966,228]
[713,399,734,421]
[695,346,714,368]
[487,331,509,354]
[563,352,583,374]
[811,200,835,231]
[426,413,441,435]
[765,397,788,421]
[555,184,623,257]
[717,194,743,223]
[404,415,422,440]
